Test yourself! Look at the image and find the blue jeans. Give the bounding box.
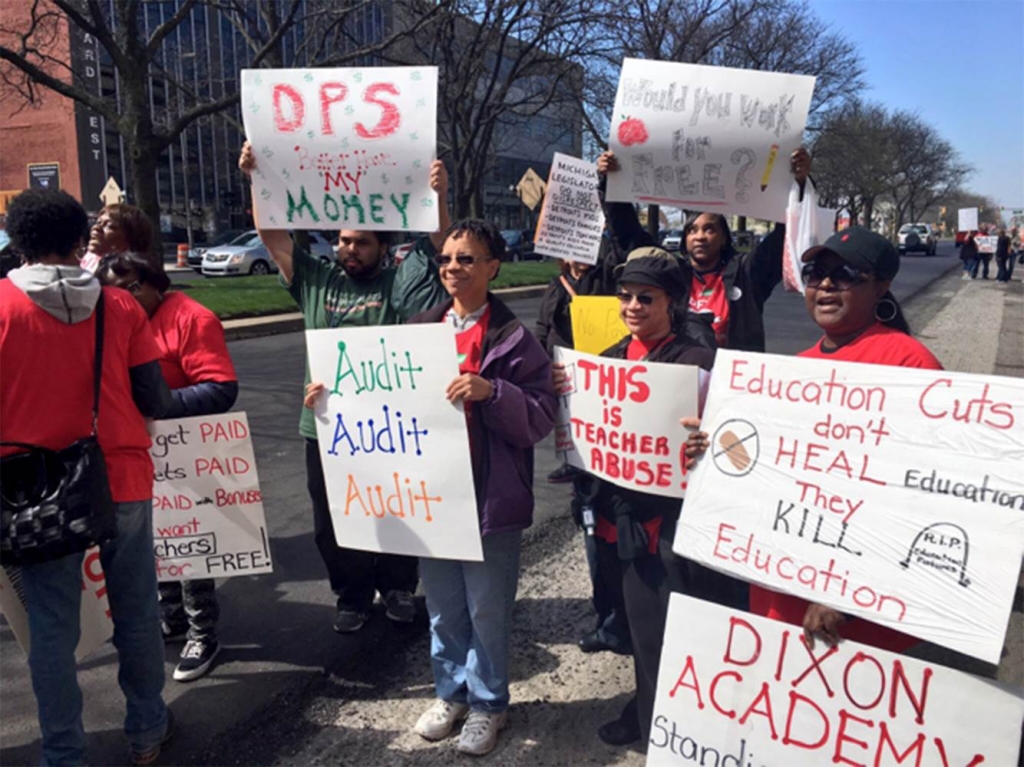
[420,530,522,713]
[20,501,168,766]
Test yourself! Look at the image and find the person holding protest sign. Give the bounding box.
[98,252,238,682]
[597,148,811,352]
[684,227,942,654]
[80,203,154,273]
[401,219,556,756]
[239,141,449,634]
[1,189,174,766]
[960,230,980,280]
[553,254,714,749]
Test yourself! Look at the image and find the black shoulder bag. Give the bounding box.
[1,294,117,566]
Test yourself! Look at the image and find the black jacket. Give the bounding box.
[604,200,786,353]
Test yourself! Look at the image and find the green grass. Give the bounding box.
[175,261,560,320]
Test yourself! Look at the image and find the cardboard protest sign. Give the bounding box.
[606,59,816,223]
[976,235,998,254]
[649,593,1024,767]
[1,549,112,660]
[958,207,979,232]
[569,295,629,355]
[553,347,699,499]
[150,413,273,581]
[533,153,606,265]
[676,350,1024,663]
[306,325,482,561]
[241,66,438,232]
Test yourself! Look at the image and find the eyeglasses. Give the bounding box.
[616,291,656,305]
[124,281,143,294]
[434,254,490,267]
[801,262,868,290]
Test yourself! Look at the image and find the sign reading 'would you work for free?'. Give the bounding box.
[241,66,438,231]
[307,325,482,562]
[676,350,1024,663]
[606,59,815,223]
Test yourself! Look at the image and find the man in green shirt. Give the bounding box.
[240,142,449,633]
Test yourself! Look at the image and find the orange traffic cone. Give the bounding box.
[176,244,188,268]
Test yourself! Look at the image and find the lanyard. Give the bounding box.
[640,333,675,361]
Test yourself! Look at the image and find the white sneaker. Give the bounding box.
[456,710,507,756]
[414,699,469,741]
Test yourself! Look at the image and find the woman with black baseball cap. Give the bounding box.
[685,226,943,654]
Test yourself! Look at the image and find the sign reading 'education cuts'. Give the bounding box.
[676,350,1024,663]
[306,325,483,562]
[606,59,816,223]
[150,413,274,581]
[649,594,1024,767]
[533,153,605,266]
[553,347,700,499]
[241,66,438,232]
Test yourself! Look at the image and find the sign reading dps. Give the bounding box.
[606,59,816,223]
[241,66,438,232]
[676,350,1024,663]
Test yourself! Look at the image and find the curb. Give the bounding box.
[223,284,549,342]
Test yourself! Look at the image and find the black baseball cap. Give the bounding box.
[617,256,687,299]
[801,226,900,281]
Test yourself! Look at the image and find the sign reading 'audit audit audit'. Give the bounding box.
[676,350,1024,664]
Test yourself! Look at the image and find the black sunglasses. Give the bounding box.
[434,254,490,267]
[801,262,868,290]
[616,291,656,305]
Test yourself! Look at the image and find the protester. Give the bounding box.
[995,228,1013,283]
[685,227,942,654]
[553,255,714,750]
[0,189,173,766]
[239,142,449,634]
[404,220,555,756]
[98,252,238,682]
[80,202,154,273]
[961,230,980,279]
[979,232,994,279]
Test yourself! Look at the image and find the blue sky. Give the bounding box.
[813,0,1024,209]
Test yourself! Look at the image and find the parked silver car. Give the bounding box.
[201,231,335,276]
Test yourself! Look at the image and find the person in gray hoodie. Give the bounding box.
[0,188,174,766]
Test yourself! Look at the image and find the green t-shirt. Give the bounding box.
[286,238,446,438]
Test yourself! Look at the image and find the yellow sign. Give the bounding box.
[516,168,546,211]
[570,295,629,355]
[99,176,123,206]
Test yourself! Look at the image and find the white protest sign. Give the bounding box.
[1,549,112,660]
[649,593,1024,767]
[241,66,438,232]
[150,412,273,581]
[676,350,1024,663]
[958,208,979,232]
[306,324,482,561]
[533,153,605,265]
[606,59,816,223]
[553,347,699,499]
[977,235,998,254]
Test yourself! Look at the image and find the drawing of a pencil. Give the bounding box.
[760,144,780,192]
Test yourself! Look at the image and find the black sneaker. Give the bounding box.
[333,608,368,634]
[383,590,416,623]
[547,464,579,484]
[172,639,220,682]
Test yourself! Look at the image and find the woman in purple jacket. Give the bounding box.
[408,220,556,756]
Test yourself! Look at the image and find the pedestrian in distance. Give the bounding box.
[402,219,556,756]
[960,230,980,279]
[98,252,239,682]
[995,228,1013,283]
[0,189,174,766]
[80,202,154,273]
[684,226,942,655]
[551,255,715,751]
[239,141,449,635]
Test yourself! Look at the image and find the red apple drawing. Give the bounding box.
[617,116,649,146]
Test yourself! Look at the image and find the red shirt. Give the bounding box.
[150,291,236,388]
[0,283,162,502]
[689,270,729,346]
[750,322,944,652]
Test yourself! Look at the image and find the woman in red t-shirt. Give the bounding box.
[98,252,238,683]
[685,227,942,653]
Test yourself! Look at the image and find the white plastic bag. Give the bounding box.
[782,178,837,293]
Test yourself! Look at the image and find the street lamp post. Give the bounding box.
[175,51,197,251]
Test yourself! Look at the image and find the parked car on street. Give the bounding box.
[188,229,249,272]
[898,223,937,256]
[201,230,334,276]
[500,229,537,261]
[660,229,684,251]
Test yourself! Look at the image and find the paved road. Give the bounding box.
[0,243,964,766]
